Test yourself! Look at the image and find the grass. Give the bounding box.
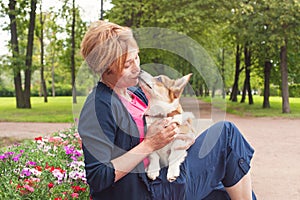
[0,95,299,123]
[0,96,75,122]
[200,95,300,118]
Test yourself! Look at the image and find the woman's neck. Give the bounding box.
[101,79,132,101]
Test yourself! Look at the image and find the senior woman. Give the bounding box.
[78,20,256,200]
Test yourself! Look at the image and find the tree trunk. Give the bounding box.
[240,78,247,103]
[24,0,37,108]
[221,48,225,99]
[241,45,253,104]
[39,2,48,102]
[230,45,241,102]
[71,0,77,103]
[263,60,272,108]
[204,85,209,97]
[100,0,104,20]
[280,39,290,113]
[9,0,26,108]
[199,83,203,97]
[51,61,55,97]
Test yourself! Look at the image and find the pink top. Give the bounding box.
[118,90,150,168]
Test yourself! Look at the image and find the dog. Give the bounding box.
[138,70,196,182]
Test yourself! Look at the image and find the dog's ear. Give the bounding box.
[171,73,192,98]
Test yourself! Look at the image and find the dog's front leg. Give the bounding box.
[146,152,161,180]
[167,140,187,182]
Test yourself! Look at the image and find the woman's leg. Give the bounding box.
[186,121,256,200]
[225,170,252,200]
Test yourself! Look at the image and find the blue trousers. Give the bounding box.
[149,121,256,200]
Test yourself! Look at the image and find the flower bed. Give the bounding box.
[0,127,90,199]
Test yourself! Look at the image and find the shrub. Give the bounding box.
[0,86,15,97]
[289,84,300,97]
[0,127,90,199]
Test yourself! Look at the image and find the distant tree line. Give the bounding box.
[0,0,299,114]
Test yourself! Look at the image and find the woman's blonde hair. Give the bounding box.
[80,20,138,75]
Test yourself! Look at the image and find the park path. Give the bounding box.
[1,97,299,200]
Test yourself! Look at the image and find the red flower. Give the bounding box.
[48,182,54,189]
[35,165,42,171]
[72,185,86,193]
[16,184,23,189]
[54,198,62,200]
[34,136,43,141]
[45,163,65,173]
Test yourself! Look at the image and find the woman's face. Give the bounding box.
[113,49,141,88]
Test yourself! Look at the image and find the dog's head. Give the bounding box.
[139,70,192,118]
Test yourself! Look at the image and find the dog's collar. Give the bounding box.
[145,109,181,118]
[145,109,184,126]
[145,113,166,118]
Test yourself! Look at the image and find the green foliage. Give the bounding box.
[0,85,14,97]
[0,0,299,112]
[30,82,72,97]
[0,127,90,199]
[288,84,300,97]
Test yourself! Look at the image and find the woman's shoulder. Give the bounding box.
[81,82,117,109]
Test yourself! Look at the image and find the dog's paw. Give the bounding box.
[147,171,160,180]
[167,167,180,182]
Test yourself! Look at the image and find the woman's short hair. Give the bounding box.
[80,20,138,75]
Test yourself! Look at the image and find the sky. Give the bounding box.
[0,0,112,56]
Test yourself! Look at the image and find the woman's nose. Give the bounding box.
[133,56,140,72]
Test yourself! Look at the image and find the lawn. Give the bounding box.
[0,97,76,123]
[0,95,299,123]
[201,95,300,118]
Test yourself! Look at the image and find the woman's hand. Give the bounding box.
[144,118,178,152]
[174,132,195,150]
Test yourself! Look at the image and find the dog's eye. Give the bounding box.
[156,77,162,83]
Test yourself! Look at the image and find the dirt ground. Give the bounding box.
[0,98,299,200]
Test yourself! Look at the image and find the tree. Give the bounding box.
[37,0,48,102]
[59,0,86,102]
[8,0,23,107]
[280,39,290,113]
[230,45,242,102]
[7,0,37,108]
[24,0,37,108]
[267,0,300,113]
[240,45,253,104]
[263,60,272,108]
[71,0,76,104]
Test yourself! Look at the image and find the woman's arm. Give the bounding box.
[111,119,178,182]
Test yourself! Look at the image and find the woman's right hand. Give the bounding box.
[144,118,178,152]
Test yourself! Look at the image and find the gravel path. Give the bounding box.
[1,97,299,200]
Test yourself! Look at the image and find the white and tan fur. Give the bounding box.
[139,70,196,182]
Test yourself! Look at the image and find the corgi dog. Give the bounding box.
[139,70,196,182]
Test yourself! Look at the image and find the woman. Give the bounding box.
[78,20,256,200]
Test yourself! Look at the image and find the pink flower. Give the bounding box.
[12,155,21,162]
[26,161,36,166]
[21,168,31,177]
[71,193,79,198]
[23,184,34,192]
